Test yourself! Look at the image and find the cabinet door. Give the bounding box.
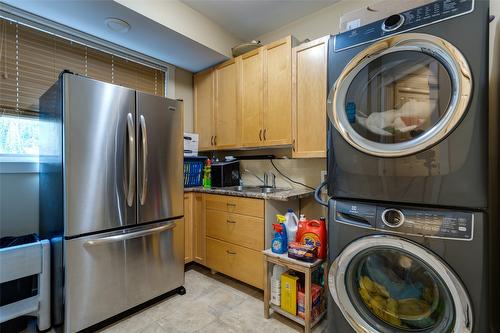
[292,36,328,158]
[194,69,215,150]
[193,193,206,265]
[215,59,239,148]
[184,193,193,263]
[263,36,292,146]
[240,49,264,147]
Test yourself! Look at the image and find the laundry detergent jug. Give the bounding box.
[296,217,327,259]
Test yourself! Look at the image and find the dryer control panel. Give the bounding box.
[334,200,474,240]
[334,0,474,51]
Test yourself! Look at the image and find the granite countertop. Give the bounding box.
[184,186,314,201]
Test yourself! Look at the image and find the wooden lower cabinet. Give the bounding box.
[184,192,206,265]
[206,237,264,289]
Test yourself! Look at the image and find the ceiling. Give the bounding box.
[1,0,228,72]
[181,0,338,41]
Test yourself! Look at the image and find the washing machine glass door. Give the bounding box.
[328,33,472,157]
[329,235,472,333]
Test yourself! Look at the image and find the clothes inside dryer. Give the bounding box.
[345,50,452,143]
[345,247,455,331]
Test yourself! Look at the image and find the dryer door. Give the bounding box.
[328,33,472,157]
[328,235,472,333]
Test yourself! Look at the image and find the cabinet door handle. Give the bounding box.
[263,128,267,140]
[259,129,262,141]
[226,250,236,255]
[226,202,236,207]
[210,136,214,146]
[214,135,217,146]
[292,139,296,152]
[226,220,237,224]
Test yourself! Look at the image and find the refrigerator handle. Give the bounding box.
[139,114,149,205]
[83,221,176,246]
[126,113,136,207]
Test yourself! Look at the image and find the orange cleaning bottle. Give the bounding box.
[296,217,327,259]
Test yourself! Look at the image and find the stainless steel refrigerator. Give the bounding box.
[39,73,185,332]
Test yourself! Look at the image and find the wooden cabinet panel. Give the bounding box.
[204,194,264,218]
[206,237,263,289]
[194,68,215,150]
[215,59,239,148]
[184,193,193,263]
[193,193,206,265]
[240,49,264,147]
[263,36,292,146]
[292,36,328,158]
[206,209,264,250]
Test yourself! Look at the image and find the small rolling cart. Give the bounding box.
[263,249,327,333]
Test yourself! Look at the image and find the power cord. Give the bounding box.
[269,159,316,191]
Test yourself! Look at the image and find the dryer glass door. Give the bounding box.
[329,235,472,333]
[328,33,472,157]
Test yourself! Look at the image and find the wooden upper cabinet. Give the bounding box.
[292,36,329,158]
[194,68,215,150]
[263,36,293,146]
[215,58,239,149]
[239,49,264,147]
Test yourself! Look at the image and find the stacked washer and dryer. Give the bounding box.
[324,0,498,332]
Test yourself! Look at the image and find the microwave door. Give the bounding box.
[63,75,136,237]
[136,93,183,224]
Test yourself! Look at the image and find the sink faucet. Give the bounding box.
[244,169,265,185]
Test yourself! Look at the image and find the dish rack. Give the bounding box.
[183,156,207,187]
[0,239,51,330]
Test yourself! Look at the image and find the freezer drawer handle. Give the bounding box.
[126,113,136,207]
[83,222,176,246]
[139,115,149,205]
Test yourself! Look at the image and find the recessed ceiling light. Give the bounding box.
[105,18,131,33]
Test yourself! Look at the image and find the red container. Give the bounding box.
[296,219,327,259]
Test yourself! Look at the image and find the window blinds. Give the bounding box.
[0,19,166,117]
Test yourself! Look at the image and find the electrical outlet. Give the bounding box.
[321,170,327,183]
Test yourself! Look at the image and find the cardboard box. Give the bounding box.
[280,273,299,315]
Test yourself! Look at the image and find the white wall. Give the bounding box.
[175,68,194,132]
[115,0,241,58]
[255,0,375,43]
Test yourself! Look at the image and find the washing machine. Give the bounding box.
[326,0,490,209]
[327,199,489,333]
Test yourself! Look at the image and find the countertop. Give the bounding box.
[184,186,314,201]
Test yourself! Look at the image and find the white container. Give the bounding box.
[271,265,287,306]
[284,209,299,244]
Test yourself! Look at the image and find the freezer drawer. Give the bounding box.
[64,219,184,332]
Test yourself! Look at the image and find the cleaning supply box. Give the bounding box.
[280,272,299,315]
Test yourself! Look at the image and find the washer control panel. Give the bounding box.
[334,200,474,240]
[376,206,473,240]
[334,0,474,51]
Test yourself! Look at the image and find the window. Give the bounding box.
[0,18,166,164]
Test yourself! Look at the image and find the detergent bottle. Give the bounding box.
[271,215,288,254]
[284,209,299,244]
[296,216,327,259]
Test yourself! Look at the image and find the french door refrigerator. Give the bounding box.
[39,73,184,332]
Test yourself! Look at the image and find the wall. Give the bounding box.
[175,68,194,132]
[0,172,39,237]
[254,0,375,43]
[115,0,241,58]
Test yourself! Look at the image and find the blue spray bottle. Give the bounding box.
[271,215,288,254]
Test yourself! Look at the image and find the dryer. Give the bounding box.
[327,199,488,333]
[326,0,490,209]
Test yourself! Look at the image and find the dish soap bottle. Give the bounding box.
[284,208,299,244]
[203,159,211,188]
[271,215,288,254]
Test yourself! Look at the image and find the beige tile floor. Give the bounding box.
[99,265,327,333]
[24,265,327,333]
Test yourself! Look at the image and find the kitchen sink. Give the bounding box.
[222,185,289,194]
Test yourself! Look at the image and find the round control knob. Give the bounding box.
[382,14,405,32]
[382,209,405,228]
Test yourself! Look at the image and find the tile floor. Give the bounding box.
[24,265,327,333]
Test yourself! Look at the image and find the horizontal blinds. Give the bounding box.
[0,18,166,117]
